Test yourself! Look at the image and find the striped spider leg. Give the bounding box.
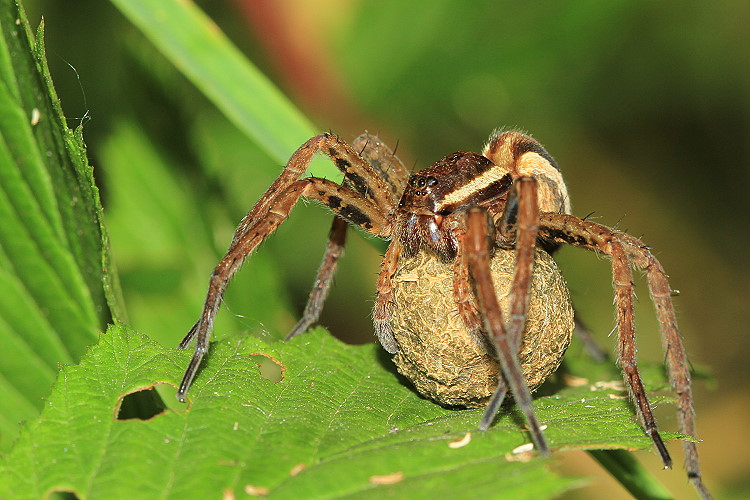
[177,133,396,399]
[462,178,548,452]
[537,213,712,499]
[286,133,410,341]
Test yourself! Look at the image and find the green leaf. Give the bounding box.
[0,323,692,499]
[0,0,121,448]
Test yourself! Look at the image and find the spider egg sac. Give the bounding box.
[390,248,575,408]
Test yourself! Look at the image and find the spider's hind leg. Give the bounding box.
[538,214,673,464]
[537,214,712,499]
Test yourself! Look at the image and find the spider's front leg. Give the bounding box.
[464,181,550,455]
[285,133,409,341]
[177,134,392,401]
[229,133,396,250]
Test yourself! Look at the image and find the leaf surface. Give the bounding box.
[0,323,685,499]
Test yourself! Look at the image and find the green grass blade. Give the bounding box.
[589,450,674,500]
[108,0,335,176]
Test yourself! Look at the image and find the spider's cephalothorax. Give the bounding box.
[177,130,712,499]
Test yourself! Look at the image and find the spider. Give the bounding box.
[177,130,711,499]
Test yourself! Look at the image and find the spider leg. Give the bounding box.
[352,132,410,201]
[285,216,348,340]
[475,177,543,432]
[177,178,389,400]
[286,133,408,340]
[465,206,549,456]
[452,224,484,339]
[451,223,510,419]
[230,133,396,250]
[451,176,541,429]
[373,239,402,353]
[616,231,712,499]
[496,178,540,353]
[538,214,712,499]
[537,215,670,460]
[476,177,544,430]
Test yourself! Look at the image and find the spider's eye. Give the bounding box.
[409,178,417,186]
[417,177,427,188]
[426,176,437,186]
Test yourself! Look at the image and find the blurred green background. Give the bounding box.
[23,1,749,498]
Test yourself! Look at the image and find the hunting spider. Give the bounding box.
[177,130,710,499]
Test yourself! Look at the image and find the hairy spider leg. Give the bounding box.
[465,206,549,455]
[537,214,712,500]
[450,222,507,413]
[373,239,402,353]
[286,133,410,340]
[614,227,709,499]
[352,132,411,200]
[286,216,348,340]
[177,175,389,400]
[537,215,670,463]
[471,177,542,431]
[179,133,396,397]
[451,223,484,339]
[228,133,396,251]
[621,234,711,498]
[497,178,540,353]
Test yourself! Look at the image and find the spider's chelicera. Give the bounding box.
[177,130,711,499]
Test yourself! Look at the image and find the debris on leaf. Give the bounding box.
[289,463,306,477]
[563,374,589,387]
[369,472,404,485]
[244,484,269,496]
[448,432,472,449]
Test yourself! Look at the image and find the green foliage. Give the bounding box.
[0,323,681,499]
[108,0,332,176]
[0,0,709,498]
[0,0,121,448]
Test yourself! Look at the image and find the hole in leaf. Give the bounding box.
[49,490,81,500]
[116,385,169,420]
[250,353,285,383]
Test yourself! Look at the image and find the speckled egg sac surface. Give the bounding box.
[390,248,575,408]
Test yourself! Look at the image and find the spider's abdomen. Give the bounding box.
[390,248,574,408]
